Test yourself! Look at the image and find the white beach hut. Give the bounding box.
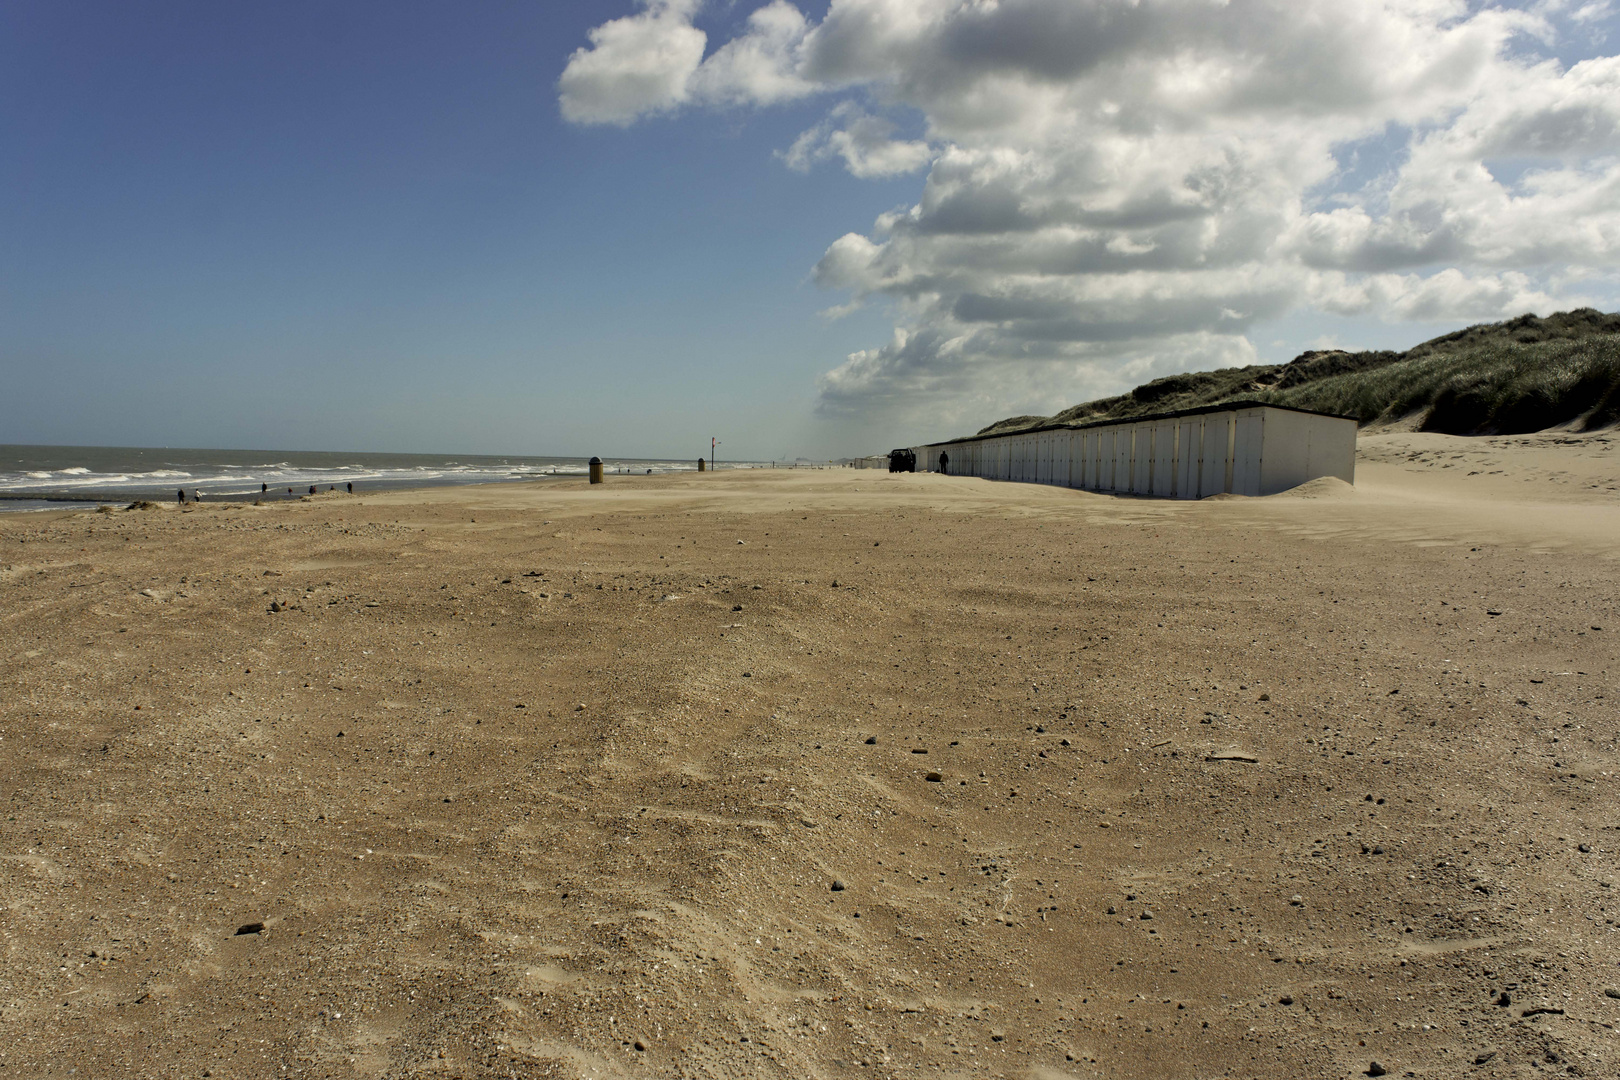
[912,403,1355,499]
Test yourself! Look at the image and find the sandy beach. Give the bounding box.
[2,431,1617,1080]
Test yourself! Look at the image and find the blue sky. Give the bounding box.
[4,1,1618,459]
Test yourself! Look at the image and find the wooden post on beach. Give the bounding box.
[588,456,603,484]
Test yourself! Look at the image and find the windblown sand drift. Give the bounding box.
[2,430,1616,1079]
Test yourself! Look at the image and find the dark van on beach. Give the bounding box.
[888,449,916,473]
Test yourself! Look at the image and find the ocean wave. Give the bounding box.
[1,472,131,490]
[2,453,758,502]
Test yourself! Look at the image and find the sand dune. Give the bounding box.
[1,440,1616,1078]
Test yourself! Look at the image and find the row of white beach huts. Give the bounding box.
[856,402,1357,498]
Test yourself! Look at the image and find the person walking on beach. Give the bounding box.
[262,482,268,493]
[177,489,185,504]
[347,482,352,493]
[938,451,949,475]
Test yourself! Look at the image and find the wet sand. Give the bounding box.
[2,431,1617,1079]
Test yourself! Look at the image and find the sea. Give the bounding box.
[0,445,750,512]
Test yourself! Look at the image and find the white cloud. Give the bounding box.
[1308,268,1567,320]
[563,1,1620,423]
[1538,0,1616,26]
[781,102,935,177]
[558,0,816,124]
[557,0,708,125]
[816,326,1261,427]
[689,1,816,106]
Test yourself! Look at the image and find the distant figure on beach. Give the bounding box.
[287,488,293,495]
[261,482,267,493]
[347,482,352,493]
[939,451,949,475]
[308,485,316,495]
[177,489,185,504]
[193,490,202,502]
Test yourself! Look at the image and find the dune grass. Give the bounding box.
[973,308,1620,437]
[1260,335,1620,433]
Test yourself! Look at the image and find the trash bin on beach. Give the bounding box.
[589,456,603,484]
[698,457,706,472]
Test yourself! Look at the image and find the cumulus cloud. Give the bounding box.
[816,326,1263,429]
[781,103,935,178]
[557,0,708,125]
[558,0,815,124]
[688,1,816,107]
[1308,268,1567,321]
[562,1,1620,423]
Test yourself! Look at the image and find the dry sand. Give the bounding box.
[2,431,1617,1079]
